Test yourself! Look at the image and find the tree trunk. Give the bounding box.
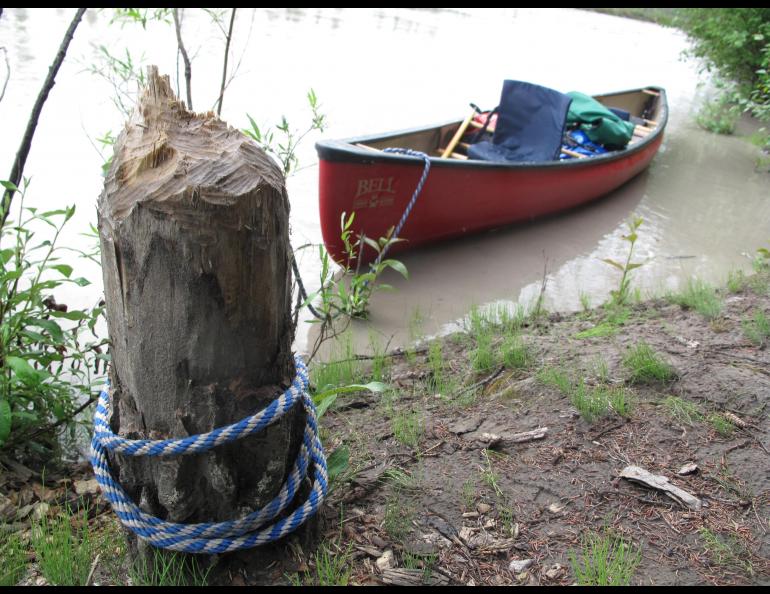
[97,66,303,576]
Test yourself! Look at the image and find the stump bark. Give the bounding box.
[97,67,304,574]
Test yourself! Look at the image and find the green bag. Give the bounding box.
[566,91,635,149]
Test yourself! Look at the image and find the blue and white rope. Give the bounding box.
[375,148,431,266]
[90,354,327,554]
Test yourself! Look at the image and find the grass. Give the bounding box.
[294,540,353,586]
[501,335,531,370]
[537,366,573,394]
[742,309,770,347]
[461,479,477,511]
[570,382,610,422]
[568,530,642,586]
[382,467,419,492]
[538,366,632,422]
[0,530,27,586]
[667,278,723,320]
[368,330,389,382]
[130,549,211,586]
[402,551,438,582]
[707,413,735,437]
[427,341,454,395]
[392,409,423,449]
[662,395,703,425]
[622,342,677,384]
[699,527,754,576]
[726,269,747,293]
[481,449,505,499]
[32,502,93,586]
[311,332,362,391]
[383,495,414,541]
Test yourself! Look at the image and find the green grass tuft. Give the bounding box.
[622,342,677,384]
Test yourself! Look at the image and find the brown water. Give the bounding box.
[2,8,769,358]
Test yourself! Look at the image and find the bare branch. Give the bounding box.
[0,47,9,103]
[172,8,193,110]
[216,8,237,117]
[2,8,87,227]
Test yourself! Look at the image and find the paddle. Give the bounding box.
[441,109,476,158]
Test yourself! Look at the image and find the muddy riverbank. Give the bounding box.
[4,269,768,586]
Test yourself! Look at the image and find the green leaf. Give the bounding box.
[313,381,387,418]
[26,319,65,342]
[379,259,409,279]
[0,399,11,445]
[601,258,624,271]
[326,445,349,483]
[6,356,42,385]
[0,180,19,192]
[51,263,73,278]
[50,310,88,321]
[625,262,644,271]
[70,277,91,287]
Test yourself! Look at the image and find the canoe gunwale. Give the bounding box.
[316,86,668,171]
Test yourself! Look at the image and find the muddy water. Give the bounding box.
[2,8,769,358]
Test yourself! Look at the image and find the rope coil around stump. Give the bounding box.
[90,354,327,554]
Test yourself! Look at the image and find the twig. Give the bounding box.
[172,8,193,110]
[454,366,505,398]
[2,8,86,227]
[86,553,101,586]
[215,8,236,117]
[21,394,98,444]
[0,46,9,103]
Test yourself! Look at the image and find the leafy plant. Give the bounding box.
[0,181,105,458]
[304,212,408,321]
[244,89,326,176]
[602,216,644,307]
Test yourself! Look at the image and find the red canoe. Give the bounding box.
[316,86,667,265]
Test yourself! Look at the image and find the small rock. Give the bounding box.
[545,563,564,580]
[376,550,394,571]
[74,478,100,496]
[462,511,479,518]
[370,534,388,549]
[547,502,565,514]
[677,463,699,476]
[458,526,475,542]
[477,503,492,514]
[509,558,534,574]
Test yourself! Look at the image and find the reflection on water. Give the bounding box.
[1,8,769,359]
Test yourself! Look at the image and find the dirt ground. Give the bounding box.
[2,272,768,586]
[310,271,770,586]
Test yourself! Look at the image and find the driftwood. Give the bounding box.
[478,427,548,449]
[98,66,303,569]
[380,567,451,586]
[619,465,702,510]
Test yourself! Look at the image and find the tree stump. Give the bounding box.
[97,66,305,578]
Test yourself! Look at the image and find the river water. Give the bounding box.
[2,8,769,359]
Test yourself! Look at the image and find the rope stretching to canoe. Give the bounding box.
[293,148,431,320]
[90,354,327,554]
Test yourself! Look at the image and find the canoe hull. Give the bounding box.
[317,87,667,264]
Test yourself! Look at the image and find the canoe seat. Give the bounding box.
[467,80,572,163]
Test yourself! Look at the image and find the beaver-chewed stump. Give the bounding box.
[97,66,308,579]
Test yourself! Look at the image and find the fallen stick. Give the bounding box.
[619,465,702,511]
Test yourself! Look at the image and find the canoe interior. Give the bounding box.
[354,87,664,158]
[317,86,667,265]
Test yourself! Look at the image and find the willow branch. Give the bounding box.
[216,8,237,117]
[2,8,86,227]
[173,8,193,110]
[0,47,9,104]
